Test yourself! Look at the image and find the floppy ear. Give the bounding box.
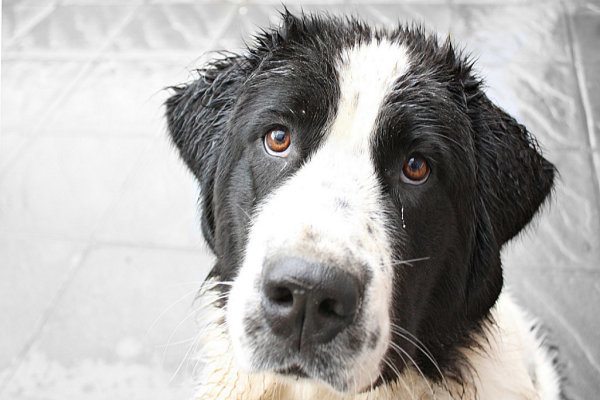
[165,55,248,251]
[470,93,556,245]
[465,86,556,318]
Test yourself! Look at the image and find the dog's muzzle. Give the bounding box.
[261,257,362,351]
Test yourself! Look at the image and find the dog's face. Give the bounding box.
[166,13,555,394]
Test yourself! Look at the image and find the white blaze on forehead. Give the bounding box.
[330,39,409,151]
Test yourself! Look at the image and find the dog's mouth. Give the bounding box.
[276,364,309,379]
[269,356,382,394]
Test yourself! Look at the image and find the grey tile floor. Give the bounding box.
[1,0,599,399]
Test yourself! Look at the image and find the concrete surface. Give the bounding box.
[1,0,599,399]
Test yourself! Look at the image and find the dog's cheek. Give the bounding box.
[226,202,290,371]
[226,261,265,371]
[225,294,253,370]
[344,263,394,391]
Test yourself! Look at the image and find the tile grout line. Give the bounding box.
[0,2,144,180]
[2,1,59,49]
[0,229,207,253]
[0,3,148,393]
[0,2,242,247]
[87,138,158,242]
[86,3,241,241]
[565,4,598,150]
[563,1,600,202]
[174,3,245,95]
[0,0,240,180]
[0,50,209,61]
[0,245,94,396]
[84,1,243,246]
[0,0,2,150]
[521,277,600,377]
[0,3,240,391]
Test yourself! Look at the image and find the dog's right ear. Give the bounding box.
[165,55,248,251]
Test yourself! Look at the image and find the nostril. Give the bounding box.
[262,258,362,346]
[266,285,294,307]
[318,298,350,318]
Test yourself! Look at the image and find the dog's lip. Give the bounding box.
[276,364,380,394]
[276,364,309,378]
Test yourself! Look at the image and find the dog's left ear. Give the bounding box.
[464,80,556,318]
[165,55,249,251]
[470,91,556,245]
[165,12,303,252]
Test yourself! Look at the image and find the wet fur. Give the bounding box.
[166,11,560,400]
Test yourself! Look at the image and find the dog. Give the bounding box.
[166,11,562,400]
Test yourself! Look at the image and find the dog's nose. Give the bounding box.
[261,258,361,348]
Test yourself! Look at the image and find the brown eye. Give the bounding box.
[401,155,430,184]
[264,127,291,157]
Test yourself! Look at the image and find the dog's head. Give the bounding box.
[166,12,555,394]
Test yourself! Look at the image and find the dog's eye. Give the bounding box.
[401,155,430,184]
[264,127,292,157]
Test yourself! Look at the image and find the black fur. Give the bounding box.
[166,10,555,391]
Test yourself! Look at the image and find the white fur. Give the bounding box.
[329,39,409,151]
[195,285,561,400]
[226,40,410,391]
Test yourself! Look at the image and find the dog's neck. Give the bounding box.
[192,281,558,400]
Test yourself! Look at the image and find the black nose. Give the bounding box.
[261,257,361,349]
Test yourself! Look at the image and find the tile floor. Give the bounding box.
[1,1,599,399]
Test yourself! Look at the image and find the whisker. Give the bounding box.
[189,321,228,380]
[235,204,252,221]
[366,362,375,398]
[381,355,415,400]
[197,280,235,294]
[196,281,234,298]
[145,287,200,338]
[170,330,202,384]
[390,323,447,388]
[163,293,228,367]
[389,256,431,267]
[388,341,436,397]
[155,336,197,349]
[390,325,437,367]
[201,280,235,286]
[192,293,230,311]
[355,358,372,396]
[193,290,229,306]
[161,280,213,288]
[162,309,200,366]
[343,355,358,396]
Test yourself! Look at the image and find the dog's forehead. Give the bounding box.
[329,40,409,150]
